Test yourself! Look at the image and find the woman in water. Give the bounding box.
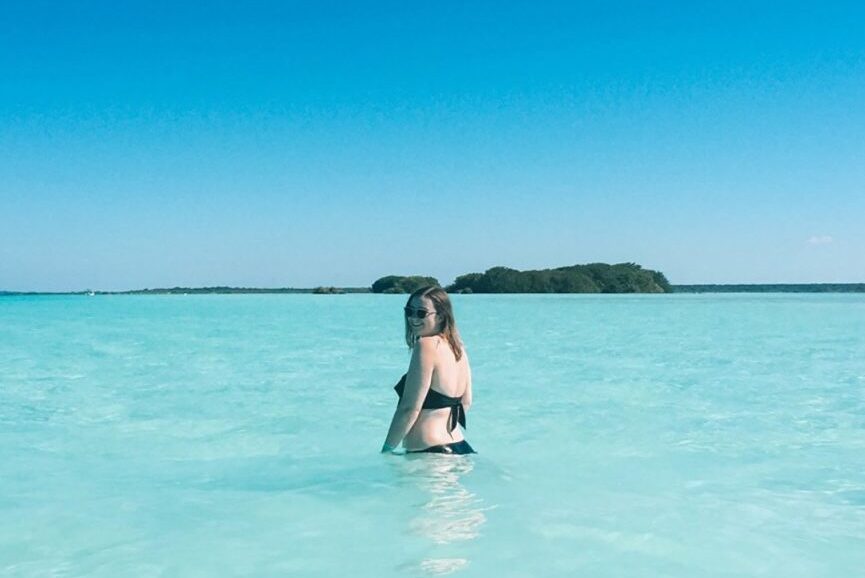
[381,285,476,455]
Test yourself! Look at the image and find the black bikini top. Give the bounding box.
[393,373,467,434]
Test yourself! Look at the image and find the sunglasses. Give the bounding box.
[404,306,436,320]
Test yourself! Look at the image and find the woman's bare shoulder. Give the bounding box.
[415,335,441,354]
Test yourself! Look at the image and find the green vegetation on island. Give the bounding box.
[673,284,865,293]
[122,286,318,294]
[371,276,440,294]
[372,263,672,294]
[0,286,372,296]
[127,286,370,294]
[312,286,347,294]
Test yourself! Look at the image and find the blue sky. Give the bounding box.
[1,1,863,290]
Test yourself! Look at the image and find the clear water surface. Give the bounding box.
[1,294,864,577]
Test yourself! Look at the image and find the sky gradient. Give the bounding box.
[2,1,864,291]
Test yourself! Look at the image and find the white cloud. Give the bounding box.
[807,235,834,245]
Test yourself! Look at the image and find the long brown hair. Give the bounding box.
[404,285,464,361]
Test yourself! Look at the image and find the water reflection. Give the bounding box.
[390,454,487,575]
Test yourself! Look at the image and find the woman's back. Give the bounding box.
[402,335,472,451]
[429,336,470,396]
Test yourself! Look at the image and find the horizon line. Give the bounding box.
[3,282,865,296]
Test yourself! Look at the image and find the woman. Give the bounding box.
[381,285,475,455]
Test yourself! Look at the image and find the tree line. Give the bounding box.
[371,263,672,294]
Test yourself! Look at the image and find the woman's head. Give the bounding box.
[404,285,463,361]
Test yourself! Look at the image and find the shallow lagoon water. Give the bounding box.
[1,293,864,577]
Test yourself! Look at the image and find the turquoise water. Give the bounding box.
[1,294,864,577]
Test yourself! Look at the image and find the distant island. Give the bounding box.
[0,286,371,296]
[3,265,864,295]
[371,276,440,294]
[672,284,865,293]
[372,263,672,294]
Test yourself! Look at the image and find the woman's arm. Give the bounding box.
[381,337,436,452]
